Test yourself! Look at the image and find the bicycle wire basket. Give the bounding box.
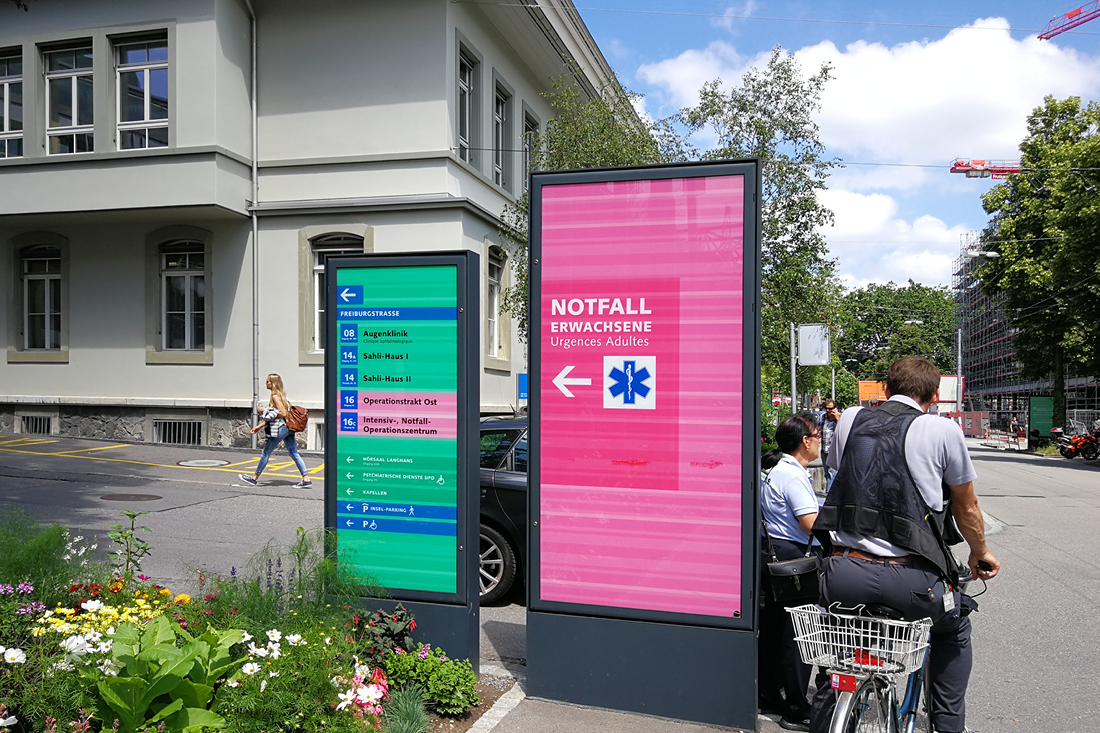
[787,604,932,676]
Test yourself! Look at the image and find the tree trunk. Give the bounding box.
[1052,345,1066,429]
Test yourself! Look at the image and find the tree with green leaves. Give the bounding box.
[681,47,840,373]
[497,77,670,345]
[978,95,1100,428]
[834,279,957,380]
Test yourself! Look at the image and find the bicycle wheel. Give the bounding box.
[842,677,896,733]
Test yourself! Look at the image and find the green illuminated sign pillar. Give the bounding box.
[325,252,479,666]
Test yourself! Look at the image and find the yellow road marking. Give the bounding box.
[0,438,58,446]
[224,458,260,468]
[50,444,126,455]
[0,446,324,480]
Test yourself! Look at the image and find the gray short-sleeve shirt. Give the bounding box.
[825,394,977,556]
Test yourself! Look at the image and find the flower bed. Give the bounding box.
[0,509,478,733]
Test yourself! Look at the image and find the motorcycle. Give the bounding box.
[1056,428,1099,460]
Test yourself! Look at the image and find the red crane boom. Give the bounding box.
[950,159,1021,180]
[1039,1,1100,40]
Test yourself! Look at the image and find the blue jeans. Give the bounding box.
[256,425,308,477]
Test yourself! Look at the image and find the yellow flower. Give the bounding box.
[158,588,172,597]
[31,627,46,637]
[174,594,192,605]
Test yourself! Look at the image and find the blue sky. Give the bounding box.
[575,1,1100,288]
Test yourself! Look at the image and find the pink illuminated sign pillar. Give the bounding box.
[526,161,762,729]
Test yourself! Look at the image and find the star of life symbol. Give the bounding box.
[603,356,656,410]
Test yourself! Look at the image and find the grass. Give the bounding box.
[1034,443,1061,456]
[385,685,433,733]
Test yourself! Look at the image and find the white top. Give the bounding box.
[762,453,820,545]
[826,394,977,556]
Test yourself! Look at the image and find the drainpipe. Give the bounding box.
[243,0,259,449]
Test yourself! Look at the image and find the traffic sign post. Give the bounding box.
[325,252,479,667]
[527,161,762,728]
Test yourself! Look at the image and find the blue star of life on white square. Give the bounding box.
[603,356,656,410]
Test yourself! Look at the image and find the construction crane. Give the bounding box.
[950,159,1021,180]
[1039,1,1100,39]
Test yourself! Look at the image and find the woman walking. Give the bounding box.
[758,413,824,732]
[239,374,312,488]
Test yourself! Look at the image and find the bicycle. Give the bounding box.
[787,602,932,733]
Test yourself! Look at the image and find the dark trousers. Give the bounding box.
[759,538,823,721]
[809,556,972,733]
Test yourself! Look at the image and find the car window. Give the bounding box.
[480,430,522,468]
[511,434,528,473]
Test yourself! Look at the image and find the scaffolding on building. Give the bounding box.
[953,232,1100,436]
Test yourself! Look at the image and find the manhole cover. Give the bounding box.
[178,459,229,467]
[100,494,162,502]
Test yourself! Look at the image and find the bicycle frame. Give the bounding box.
[827,656,929,733]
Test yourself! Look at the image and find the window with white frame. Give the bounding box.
[487,250,503,357]
[493,89,511,189]
[161,245,204,350]
[1,52,23,158]
[457,54,474,162]
[312,235,363,351]
[22,246,62,350]
[117,38,168,149]
[523,115,538,191]
[45,46,94,154]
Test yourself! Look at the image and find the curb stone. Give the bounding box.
[469,676,526,731]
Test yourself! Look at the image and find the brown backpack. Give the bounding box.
[285,405,309,433]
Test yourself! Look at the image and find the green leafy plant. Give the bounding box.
[352,605,416,665]
[107,511,153,580]
[80,615,244,733]
[383,645,478,716]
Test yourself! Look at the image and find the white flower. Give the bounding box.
[336,689,356,711]
[267,642,281,659]
[60,635,92,657]
[97,658,120,676]
[247,642,268,658]
[356,684,384,705]
[52,660,75,672]
[259,680,268,693]
[43,610,54,618]
[285,634,304,646]
[240,631,253,643]
[85,630,103,642]
[0,714,17,727]
[0,645,5,654]
[3,648,26,664]
[324,636,332,645]
[330,675,344,688]
[96,641,112,654]
[266,629,282,643]
[268,671,279,678]
[55,623,74,634]
[241,662,261,675]
[225,678,240,688]
[81,600,103,613]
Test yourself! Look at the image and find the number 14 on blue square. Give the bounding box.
[340,370,357,387]
[340,348,358,365]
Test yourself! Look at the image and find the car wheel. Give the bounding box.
[479,525,516,605]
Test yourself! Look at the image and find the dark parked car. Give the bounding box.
[478,416,527,604]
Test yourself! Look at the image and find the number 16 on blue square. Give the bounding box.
[340,370,357,387]
[340,391,357,410]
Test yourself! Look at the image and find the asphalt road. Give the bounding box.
[1,435,1097,732]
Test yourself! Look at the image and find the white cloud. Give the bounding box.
[637,18,1100,168]
[637,41,752,110]
[819,189,969,288]
[711,2,758,33]
[798,18,1100,165]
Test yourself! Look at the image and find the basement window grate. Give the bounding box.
[20,416,52,435]
[153,420,203,446]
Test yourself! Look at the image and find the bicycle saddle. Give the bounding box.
[862,603,905,620]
